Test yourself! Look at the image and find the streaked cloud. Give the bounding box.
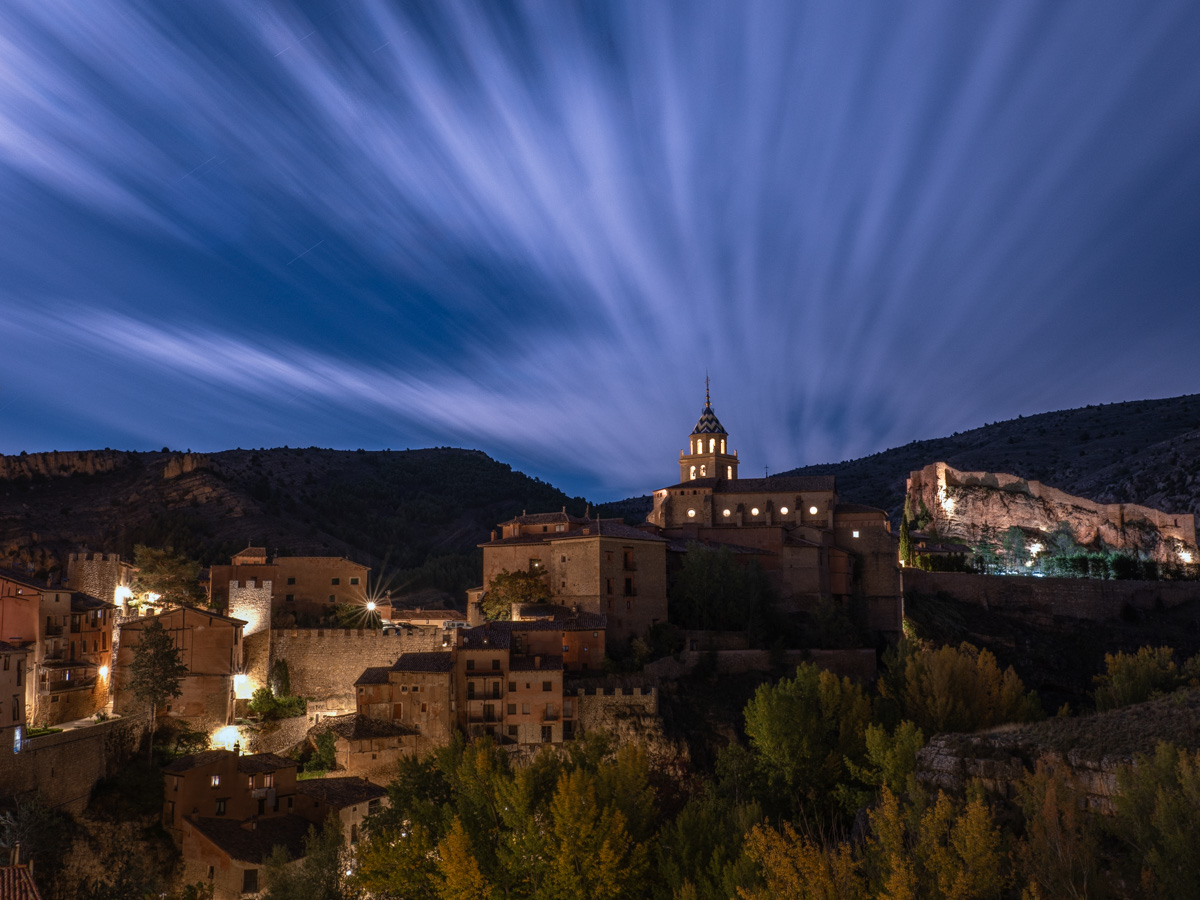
[2,1,1199,498]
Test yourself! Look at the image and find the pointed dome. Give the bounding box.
[691,402,727,435]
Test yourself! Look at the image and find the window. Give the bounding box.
[555,524,565,532]
[286,594,294,602]
[421,702,427,713]
[264,773,274,788]
[247,775,255,790]
[853,530,860,538]
[331,577,341,586]
[3,658,8,672]
[561,555,566,562]
[210,774,221,788]
[328,594,335,603]
[206,865,213,881]
[727,466,732,479]
[542,681,552,692]
[491,659,500,671]
[507,703,516,715]
[624,578,633,596]
[242,870,258,893]
[709,438,716,453]
[350,577,360,585]
[606,578,613,595]
[11,696,18,722]
[287,577,295,585]
[689,466,696,480]
[466,659,475,671]
[700,465,706,477]
[411,685,420,693]
[522,703,530,715]
[605,552,613,563]
[368,799,381,815]
[401,685,408,693]
[102,632,107,650]
[215,799,226,815]
[541,726,552,743]
[508,681,516,692]
[351,824,358,844]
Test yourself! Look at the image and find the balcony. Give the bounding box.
[43,625,63,637]
[40,675,97,693]
[542,712,560,722]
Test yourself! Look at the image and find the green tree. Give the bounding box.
[669,543,775,633]
[127,617,189,760]
[1001,526,1028,572]
[1015,761,1098,900]
[1111,742,1200,898]
[1092,646,1179,711]
[743,663,871,818]
[899,517,914,568]
[132,545,204,606]
[264,814,360,900]
[483,568,550,620]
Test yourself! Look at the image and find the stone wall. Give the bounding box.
[229,581,274,692]
[908,461,1197,562]
[66,552,131,605]
[903,569,1200,623]
[272,627,448,714]
[0,712,150,815]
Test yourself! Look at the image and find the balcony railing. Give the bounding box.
[542,712,560,722]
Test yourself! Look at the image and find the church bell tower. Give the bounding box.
[679,379,739,483]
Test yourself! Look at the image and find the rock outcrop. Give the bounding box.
[162,453,209,480]
[908,462,1197,563]
[916,689,1200,813]
[0,450,131,481]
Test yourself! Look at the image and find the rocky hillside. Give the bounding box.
[779,393,1200,521]
[0,447,587,600]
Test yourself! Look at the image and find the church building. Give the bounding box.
[646,386,902,642]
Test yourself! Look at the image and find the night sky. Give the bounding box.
[3,2,1199,500]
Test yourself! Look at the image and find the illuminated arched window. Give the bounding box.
[726,466,732,479]
[690,466,696,480]
[709,438,716,453]
[720,439,726,453]
[700,465,706,477]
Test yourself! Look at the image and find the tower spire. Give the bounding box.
[705,372,710,407]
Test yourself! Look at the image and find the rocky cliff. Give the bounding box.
[907,462,1197,562]
[916,689,1200,813]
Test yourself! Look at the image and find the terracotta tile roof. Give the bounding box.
[321,713,415,740]
[70,592,114,611]
[0,642,31,654]
[162,749,231,774]
[187,815,310,864]
[295,776,387,808]
[660,476,837,493]
[511,612,607,632]
[499,510,589,527]
[0,865,43,900]
[236,753,296,775]
[509,654,563,672]
[391,652,453,673]
[354,666,391,686]
[459,624,512,650]
[834,503,888,516]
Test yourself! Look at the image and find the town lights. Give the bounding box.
[212,725,240,751]
[1182,550,1194,564]
[367,601,376,612]
[99,665,109,678]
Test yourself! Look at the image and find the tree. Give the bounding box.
[743,663,871,818]
[1092,646,1178,711]
[127,617,188,760]
[132,545,204,607]
[899,517,914,568]
[264,814,360,900]
[740,821,867,900]
[1015,761,1098,899]
[483,568,550,620]
[669,543,775,633]
[1001,527,1028,572]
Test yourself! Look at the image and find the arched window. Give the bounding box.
[726,466,732,479]
[700,465,706,477]
[690,466,696,480]
[720,439,726,453]
[709,438,716,453]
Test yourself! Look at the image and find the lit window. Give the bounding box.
[853,531,860,538]
[210,775,221,788]
[689,466,696,480]
[700,465,706,477]
[726,466,732,479]
[722,509,730,517]
[809,506,818,515]
[780,507,789,515]
[709,438,716,453]
[265,773,273,788]
[687,508,696,518]
[751,508,759,516]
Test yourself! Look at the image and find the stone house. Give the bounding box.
[472,513,668,645]
[0,570,116,726]
[162,749,386,900]
[211,547,370,622]
[0,642,30,751]
[114,606,245,727]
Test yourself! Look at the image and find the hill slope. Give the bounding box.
[779,394,1200,521]
[0,447,587,602]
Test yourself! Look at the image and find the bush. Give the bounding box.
[249,686,307,721]
[1092,646,1179,711]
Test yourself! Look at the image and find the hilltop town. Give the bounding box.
[2,393,1200,898]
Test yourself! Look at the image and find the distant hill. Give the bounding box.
[778,394,1200,522]
[0,447,587,604]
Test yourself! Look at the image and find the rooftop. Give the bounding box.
[322,714,415,741]
[511,612,607,632]
[509,654,563,672]
[70,591,115,612]
[484,518,667,547]
[499,509,590,527]
[834,502,888,516]
[391,652,454,673]
[162,749,230,774]
[354,666,391,686]
[459,623,513,650]
[121,605,247,628]
[0,865,43,900]
[295,776,387,808]
[662,475,837,493]
[236,753,296,775]
[187,815,310,864]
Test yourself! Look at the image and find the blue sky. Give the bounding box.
[2,1,1199,500]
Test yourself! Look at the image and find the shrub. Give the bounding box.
[1092,646,1178,711]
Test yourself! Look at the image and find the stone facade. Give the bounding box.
[66,552,134,607]
[907,461,1198,563]
[209,549,370,622]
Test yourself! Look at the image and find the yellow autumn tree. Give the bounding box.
[1014,762,1097,899]
[739,820,867,900]
[437,817,492,900]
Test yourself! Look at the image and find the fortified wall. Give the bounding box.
[0,713,150,814]
[902,568,1200,624]
[268,627,448,714]
[66,551,133,606]
[908,462,1197,562]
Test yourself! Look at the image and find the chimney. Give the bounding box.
[534,655,542,668]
